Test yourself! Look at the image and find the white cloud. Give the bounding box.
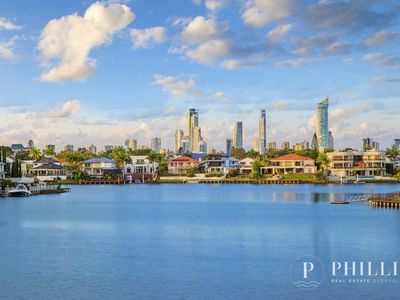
[267,23,293,42]
[242,0,294,28]
[274,58,312,68]
[362,53,383,61]
[187,39,230,64]
[130,27,166,48]
[364,31,389,47]
[181,16,228,43]
[38,1,135,82]
[47,100,82,118]
[205,0,226,12]
[0,37,17,60]
[154,74,195,98]
[0,17,21,30]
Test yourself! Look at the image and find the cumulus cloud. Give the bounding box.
[180,16,228,43]
[242,0,294,28]
[47,100,82,118]
[187,39,230,64]
[0,17,21,30]
[205,0,226,12]
[154,74,195,98]
[0,37,17,60]
[267,23,293,42]
[153,74,225,100]
[364,31,389,48]
[130,26,166,48]
[38,1,134,82]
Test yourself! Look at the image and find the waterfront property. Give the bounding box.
[327,150,386,178]
[30,163,66,181]
[168,156,199,174]
[83,157,119,178]
[205,157,240,174]
[30,157,66,181]
[261,154,317,175]
[239,158,255,174]
[124,156,158,182]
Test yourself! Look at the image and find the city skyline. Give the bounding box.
[0,0,399,150]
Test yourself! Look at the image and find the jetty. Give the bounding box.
[369,193,400,209]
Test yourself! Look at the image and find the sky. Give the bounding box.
[0,0,399,151]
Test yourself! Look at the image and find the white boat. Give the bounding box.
[8,184,32,197]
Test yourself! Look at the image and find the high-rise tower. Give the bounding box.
[187,109,199,152]
[316,98,329,151]
[234,121,243,149]
[258,110,266,154]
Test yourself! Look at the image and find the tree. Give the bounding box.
[316,152,330,175]
[250,158,262,178]
[44,147,55,156]
[311,133,319,153]
[230,147,246,159]
[386,146,399,162]
[245,149,259,159]
[110,146,131,169]
[29,147,42,161]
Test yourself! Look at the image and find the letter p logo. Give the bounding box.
[303,262,314,279]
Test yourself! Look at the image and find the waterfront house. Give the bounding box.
[205,157,240,174]
[124,156,159,182]
[30,162,67,181]
[239,158,255,174]
[327,150,386,178]
[167,156,199,175]
[201,153,240,174]
[29,157,66,181]
[0,162,5,179]
[260,154,317,175]
[82,157,119,178]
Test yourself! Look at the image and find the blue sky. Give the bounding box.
[0,0,399,151]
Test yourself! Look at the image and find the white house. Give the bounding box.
[124,156,159,182]
[82,157,118,178]
[239,158,254,174]
[206,157,240,174]
[30,157,66,181]
[261,154,317,175]
[124,156,158,175]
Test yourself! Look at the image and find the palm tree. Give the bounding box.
[29,147,42,161]
[317,152,330,175]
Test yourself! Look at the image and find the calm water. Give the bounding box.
[1,184,400,300]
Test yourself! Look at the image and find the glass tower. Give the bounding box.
[316,98,329,151]
[258,110,266,154]
[234,121,243,149]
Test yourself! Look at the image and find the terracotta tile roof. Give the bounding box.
[272,154,313,161]
[168,156,198,163]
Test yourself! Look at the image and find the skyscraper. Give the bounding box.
[27,140,34,148]
[328,131,334,150]
[316,98,329,151]
[151,137,161,153]
[233,121,243,149]
[226,138,233,155]
[258,109,266,154]
[182,136,190,153]
[193,127,202,153]
[393,139,400,149]
[187,108,199,152]
[252,138,259,152]
[175,130,184,152]
[129,138,137,150]
[199,140,207,154]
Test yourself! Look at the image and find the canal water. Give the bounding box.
[0,184,399,299]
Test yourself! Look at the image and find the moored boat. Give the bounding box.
[8,184,32,197]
